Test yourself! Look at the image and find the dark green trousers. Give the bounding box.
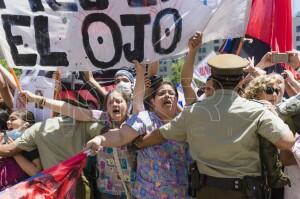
[197,186,248,199]
[76,174,94,199]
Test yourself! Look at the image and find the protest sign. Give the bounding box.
[193,51,216,83]
[0,0,251,71]
[14,70,55,122]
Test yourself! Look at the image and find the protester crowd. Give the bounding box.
[0,32,300,199]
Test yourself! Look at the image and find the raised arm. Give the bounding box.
[21,90,95,121]
[0,70,14,108]
[255,52,274,69]
[0,65,17,91]
[282,70,300,96]
[132,60,146,113]
[287,51,300,70]
[147,61,159,76]
[181,32,202,105]
[83,71,108,97]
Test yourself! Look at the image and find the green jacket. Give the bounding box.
[277,94,300,134]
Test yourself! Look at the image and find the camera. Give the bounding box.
[271,53,289,63]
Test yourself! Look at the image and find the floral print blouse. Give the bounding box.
[126,111,192,199]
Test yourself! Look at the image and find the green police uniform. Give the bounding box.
[277,93,300,133]
[159,54,292,199]
[14,116,104,199]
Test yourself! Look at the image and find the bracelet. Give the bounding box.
[38,97,46,107]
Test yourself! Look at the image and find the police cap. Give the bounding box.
[208,54,249,77]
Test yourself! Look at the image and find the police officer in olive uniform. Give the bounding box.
[136,54,295,199]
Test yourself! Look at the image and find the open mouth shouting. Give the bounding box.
[163,99,173,107]
[112,108,121,114]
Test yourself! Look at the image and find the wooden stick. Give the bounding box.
[8,68,21,91]
[235,38,245,55]
[52,70,61,117]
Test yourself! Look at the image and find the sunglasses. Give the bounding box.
[265,87,280,95]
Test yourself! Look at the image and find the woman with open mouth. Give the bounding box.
[85,61,192,199]
[20,82,137,199]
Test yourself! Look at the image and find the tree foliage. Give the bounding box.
[0,59,21,77]
[166,58,184,85]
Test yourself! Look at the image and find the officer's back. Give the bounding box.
[186,90,272,178]
[158,54,295,199]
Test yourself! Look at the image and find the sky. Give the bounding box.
[293,0,300,16]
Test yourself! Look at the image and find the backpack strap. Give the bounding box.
[112,148,131,199]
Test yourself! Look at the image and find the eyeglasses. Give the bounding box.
[265,87,280,95]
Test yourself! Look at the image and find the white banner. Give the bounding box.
[0,0,251,71]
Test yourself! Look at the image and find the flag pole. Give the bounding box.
[52,70,61,117]
[8,67,21,91]
[235,37,245,55]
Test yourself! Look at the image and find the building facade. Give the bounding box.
[158,40,222,76]
[293,12,300,50]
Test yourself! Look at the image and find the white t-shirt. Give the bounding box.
[285,134,300,199]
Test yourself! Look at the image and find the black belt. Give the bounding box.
[200,174,244,191]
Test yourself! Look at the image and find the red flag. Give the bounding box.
[246,0,292,52]
[246,0,298,78]
[0,152,87,199]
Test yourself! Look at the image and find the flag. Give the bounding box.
[193,51,216,83]
[222,0,298,78]
[245,0,298,78]
[246,0,292,52]
[0,152,87,199]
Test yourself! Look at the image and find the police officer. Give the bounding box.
[146,54,295,199]
[86,54,295,199]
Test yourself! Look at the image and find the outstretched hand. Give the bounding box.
[84,136,103,155]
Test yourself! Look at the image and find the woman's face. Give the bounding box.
[152,84,178,119]
[106,92,128,123]
[258,83,282,105]
[7,112,26,130]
